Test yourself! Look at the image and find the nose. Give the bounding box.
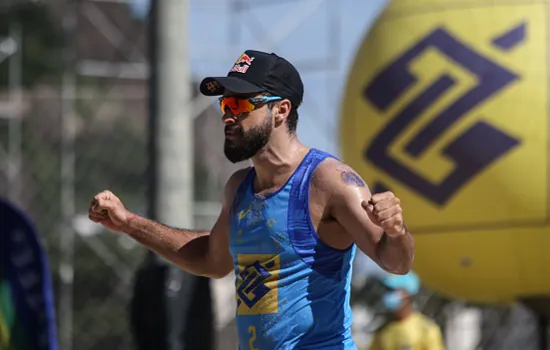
[222,113,237,125]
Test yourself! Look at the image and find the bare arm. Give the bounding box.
[324,161,414,274]
[122,216,224,278]
[374,223,415,275]
[89,169,249,279]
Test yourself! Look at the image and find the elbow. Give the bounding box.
[170,259,230,279]
[198,262,232,279]
[385,264,412,275]
[174,266,229,279]
[204,270,231,279]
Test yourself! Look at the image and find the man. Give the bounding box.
[368,272,444,350]
[88,50,415,349]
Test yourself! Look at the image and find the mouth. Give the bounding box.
[225,127,241,138]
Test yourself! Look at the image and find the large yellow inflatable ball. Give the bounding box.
[340,0,549,304]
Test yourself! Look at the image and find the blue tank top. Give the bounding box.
[229,149,357,350]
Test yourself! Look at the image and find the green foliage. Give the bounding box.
[0,2,62,89]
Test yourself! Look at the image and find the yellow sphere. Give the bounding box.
[340,0,550,304]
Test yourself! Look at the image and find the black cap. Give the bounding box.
[199,50,304,109]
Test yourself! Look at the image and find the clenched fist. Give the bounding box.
[362,191,405,236]
[88,190,132,233]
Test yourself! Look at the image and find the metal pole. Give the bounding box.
[59,1,77,349]
[540,316,548,350]
[7,23,22,205]
[152,0,194,349]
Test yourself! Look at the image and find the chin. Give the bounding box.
[224,150,249,164]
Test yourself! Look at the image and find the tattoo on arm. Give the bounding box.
[340,170,366,187]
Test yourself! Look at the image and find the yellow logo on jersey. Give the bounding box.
[236,254,280,315]
[238,206,250,222]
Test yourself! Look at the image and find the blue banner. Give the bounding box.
[0,197,59,350]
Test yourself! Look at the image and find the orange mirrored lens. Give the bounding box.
[220,97,255,115]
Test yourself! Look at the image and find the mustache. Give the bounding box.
[225,126,243,135]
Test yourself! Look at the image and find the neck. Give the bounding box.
[393,306,414,321]
[251,132,309,190]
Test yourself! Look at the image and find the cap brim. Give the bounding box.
[381,274,420,295]
[199,76,265,96]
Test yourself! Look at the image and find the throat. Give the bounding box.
[252,182,282,198]
[252,145,311,194]
[252,166,299,196]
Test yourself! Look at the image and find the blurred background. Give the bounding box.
[0,0,548,349]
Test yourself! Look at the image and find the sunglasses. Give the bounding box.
[218,96,283,116]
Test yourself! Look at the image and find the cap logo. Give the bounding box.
[205,80,220,92]
[230,53,255,73]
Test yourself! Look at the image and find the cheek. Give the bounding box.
[236,119,251,132]
[248,108,269,122]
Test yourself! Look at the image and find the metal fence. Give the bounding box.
[0,2,223,349]
[0,80,224,350]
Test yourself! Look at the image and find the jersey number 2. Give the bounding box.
[248,326,260,350]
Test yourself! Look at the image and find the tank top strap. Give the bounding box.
[292,149,338,189]
[230,167,255,215]
[288,149,346,279]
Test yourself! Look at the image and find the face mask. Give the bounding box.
[382,291,403,311]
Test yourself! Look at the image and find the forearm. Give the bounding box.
[376,228,415,275]
[122,213,211,275]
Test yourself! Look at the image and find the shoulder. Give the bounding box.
[311,157,369,193]
[226,167,252,189]
[371,319,393,335]
[222,167,252,206]
[413,312,442,333]
[415,314,444,346]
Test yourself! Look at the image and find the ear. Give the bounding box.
[274,99,292,125]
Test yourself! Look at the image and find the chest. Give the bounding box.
[229,189,291,256]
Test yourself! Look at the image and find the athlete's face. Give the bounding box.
[221,92,274,163]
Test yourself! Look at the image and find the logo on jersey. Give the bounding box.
[237,198,267,229]
[236,254,280,315]
[363,24,524,206]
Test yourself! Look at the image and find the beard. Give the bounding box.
[224,115,273,163]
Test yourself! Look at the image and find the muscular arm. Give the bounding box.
[121,169,249,278]
[375,225,415,275]
[322,160,414,274]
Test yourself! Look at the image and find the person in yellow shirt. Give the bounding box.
[368,271,445,350]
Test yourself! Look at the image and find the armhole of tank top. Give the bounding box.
[288,151,354,276]
[229,168,254,214]
[304,155,354,254]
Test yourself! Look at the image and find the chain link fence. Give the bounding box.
[0,2,224,349]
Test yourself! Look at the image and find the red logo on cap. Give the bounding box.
[230,53,255,73]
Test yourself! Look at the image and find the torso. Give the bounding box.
[228,148,358,350]
[252,150,354,251]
